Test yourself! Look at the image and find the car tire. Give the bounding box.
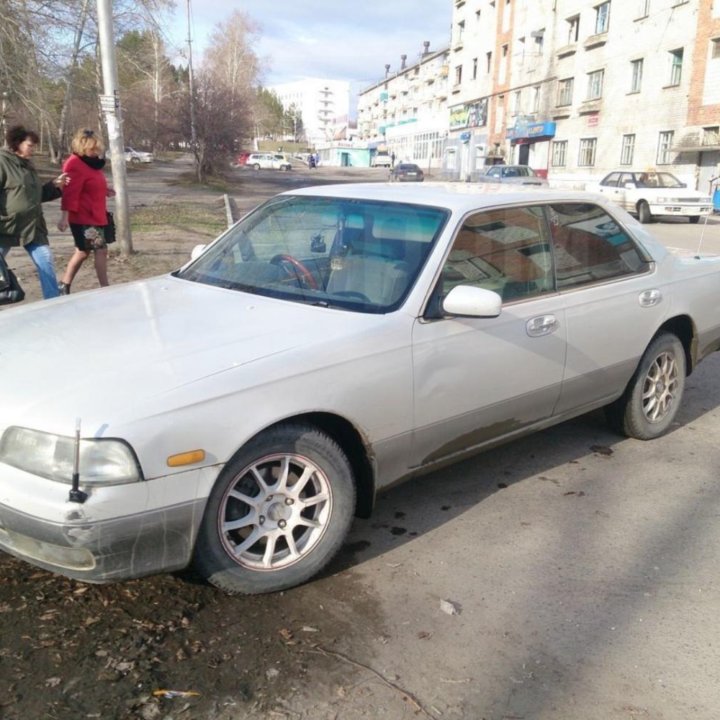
[604,333,686,440]
[130,156,140,165]
[689,216,700,224]
[193,424,356,594]
[638,200,653,224]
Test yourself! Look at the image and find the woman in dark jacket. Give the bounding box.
[0,125,69,299]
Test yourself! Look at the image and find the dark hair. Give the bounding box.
[5,125,39,152]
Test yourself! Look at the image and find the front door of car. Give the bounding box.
[410,205,567,470]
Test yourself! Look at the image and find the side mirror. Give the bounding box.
[191,244,207,260]
[443,285,502,318]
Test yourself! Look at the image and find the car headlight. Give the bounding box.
[0,426,143,486]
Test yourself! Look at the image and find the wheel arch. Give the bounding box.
[655,314,696,375]
[239,412,376,519]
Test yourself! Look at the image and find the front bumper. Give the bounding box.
[0,462,219,583]
[0,496,205,582]
[649,203,712,217]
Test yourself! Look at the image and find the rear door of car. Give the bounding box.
[546,201,661,415]
[411,204,567,468]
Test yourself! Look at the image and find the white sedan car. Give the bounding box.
[592,170,712,223]
[2,184,720,594]
[124,147,154,164]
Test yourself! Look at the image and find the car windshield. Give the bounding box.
[175,195,448,313]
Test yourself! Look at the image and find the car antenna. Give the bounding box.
[68,417,88,504]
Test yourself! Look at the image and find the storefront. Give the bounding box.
[506,120,556,172]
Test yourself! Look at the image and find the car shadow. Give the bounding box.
[324,351,720,579]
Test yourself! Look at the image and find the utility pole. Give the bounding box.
[96,0,132,255]
[186,0,198,165]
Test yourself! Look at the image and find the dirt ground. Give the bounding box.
[1,159,409,720]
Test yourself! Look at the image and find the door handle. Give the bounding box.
[526,315,559,337]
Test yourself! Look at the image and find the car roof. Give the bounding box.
[285,182,603,214]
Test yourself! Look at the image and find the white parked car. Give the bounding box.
[124,147,153,164]
[592,170,712,224]
[246,153,292,171]
[2,184,720,594]
[371,153,393,167]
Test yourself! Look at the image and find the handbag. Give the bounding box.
[0,253,25,305]
[104,211,116,244]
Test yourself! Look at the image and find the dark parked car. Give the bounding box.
[474,164,548,186]
[390,163,424,182]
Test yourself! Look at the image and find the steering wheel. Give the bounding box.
[270,254,318,289]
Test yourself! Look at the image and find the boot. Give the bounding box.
[58,281,71,295]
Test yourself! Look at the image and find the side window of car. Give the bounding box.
[441,206,554,302]
[602,173,621,187]
[548,203,648,290]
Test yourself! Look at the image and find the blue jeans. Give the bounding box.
[0,242,59,299]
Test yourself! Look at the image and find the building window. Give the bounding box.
[512,90,522,115]
[533,29,545,54]
[500,44,508,82]
[579,138,597,166]
[532,85,540,112]
[567,15,580,43]
[669,49,683,85]
[587,69,604,100]
[595,2,610,33]
[552,140,567,167]
[472,58,478,79]
[621,134,635,165]
[456,21,465,46]
[713,38,720,59]
[630,59,643,93]
[557,77,574,106]
[454,65,463,86]
[637,0,650,17]
[486,52,493,73]
[657,131,674,164]
[704,126,720,145]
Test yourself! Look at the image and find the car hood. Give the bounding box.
[0,276,379,429]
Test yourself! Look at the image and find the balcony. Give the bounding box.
[556,43,577,59]
[583,32,608,50]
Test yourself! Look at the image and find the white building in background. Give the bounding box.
[270,78,351,147]
[357,42,451,170]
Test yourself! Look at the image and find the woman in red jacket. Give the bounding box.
[57,128,115,294]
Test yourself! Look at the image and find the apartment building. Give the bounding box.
[270,79,350,147]
[356,43,451,168]
[447,0,720,188]
[356,1,719,185]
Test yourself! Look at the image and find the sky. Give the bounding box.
[166,0,452,93]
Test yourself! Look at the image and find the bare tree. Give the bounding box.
[186,11,260,181]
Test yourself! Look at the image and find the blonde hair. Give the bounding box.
[71,128,104,156]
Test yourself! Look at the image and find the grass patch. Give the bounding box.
[131,201,226,236]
